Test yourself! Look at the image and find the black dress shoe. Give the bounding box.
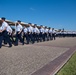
[14,44,18,46]
[22,43,24,45]
[8,45,12,48]
[26,42,29,44]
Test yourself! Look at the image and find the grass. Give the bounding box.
[56,52,76,75]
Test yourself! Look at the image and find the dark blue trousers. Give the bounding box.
[15,32,24,45]
[2,31,12,47]
[0,33,3,48]
[29,33,34,44]
[23,33,29,44]
[33,33,38,42]
[39,32,42,42]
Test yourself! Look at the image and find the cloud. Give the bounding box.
[30,7,35,11]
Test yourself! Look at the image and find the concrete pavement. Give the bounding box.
[0,37,76,75]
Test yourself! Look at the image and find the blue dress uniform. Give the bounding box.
[0,27,3,48]
[44,27,49,41]
[4,25,12,44]
[15,20,24,46]
[1,17,12,47]
[48,27,53,40]
[39,26,45,42]
[27,23,34,44]
[23,26,29,44]
[52,28,56,40]
[33,25,39,42]
[7,26,12,34]
[37,28,40,42]
[7,25,13,43]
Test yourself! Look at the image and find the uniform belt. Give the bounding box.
[24,32,27,34]
[17,31,20,32]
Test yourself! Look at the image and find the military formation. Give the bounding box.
[0,17,76,48]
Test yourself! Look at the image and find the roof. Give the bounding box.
[0,18,53,29]
[0,18,29,26]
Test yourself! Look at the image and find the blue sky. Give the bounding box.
[0,0,76,31]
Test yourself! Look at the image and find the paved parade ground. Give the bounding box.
[0,37,76,75]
